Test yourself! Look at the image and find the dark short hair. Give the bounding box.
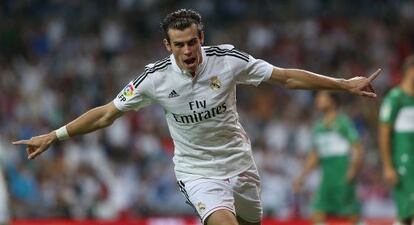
[403,55,414,75]
[161,9,203,42]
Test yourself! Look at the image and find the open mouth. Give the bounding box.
[184,58,196,65]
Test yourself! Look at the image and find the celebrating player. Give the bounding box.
[293,91,364,225]
[13,9,380,225]
[379,55,414,225]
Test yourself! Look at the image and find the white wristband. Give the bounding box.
[55,126,70,141]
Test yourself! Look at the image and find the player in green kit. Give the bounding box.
[294,91,364,225]
[379,56,414,225]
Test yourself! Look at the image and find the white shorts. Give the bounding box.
[177,165,262,224]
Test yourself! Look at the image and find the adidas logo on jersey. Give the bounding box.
[168,90,180,98]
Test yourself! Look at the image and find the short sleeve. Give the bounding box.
[113,72,154,112]
[379,94,399,124]
[235,54,274,86]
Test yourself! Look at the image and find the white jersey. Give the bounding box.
[113,44,273,181]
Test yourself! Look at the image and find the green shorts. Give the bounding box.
[392,172,414,220]
[312,182,359,216]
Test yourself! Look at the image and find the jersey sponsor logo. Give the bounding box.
[168,90,180,98]
[394,106,414,132]
[315,131,350,157]
[172,100,227,124]
[209,76,222,90]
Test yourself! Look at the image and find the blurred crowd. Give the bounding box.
[1,0,414,220]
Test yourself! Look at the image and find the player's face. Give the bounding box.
[164,24,204,74]
[315,91,333,112]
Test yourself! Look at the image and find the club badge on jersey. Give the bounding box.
[209,76,222,90]
[196,202,206,214]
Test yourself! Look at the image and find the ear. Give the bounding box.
[163,39,171,52]
[200,31,205,45]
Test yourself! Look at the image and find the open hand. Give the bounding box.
[383,166,399,186]
[12,132,56,159]
[344,68,382,98]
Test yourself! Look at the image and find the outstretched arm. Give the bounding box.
[13,102,124,159]
[267,67,381,98]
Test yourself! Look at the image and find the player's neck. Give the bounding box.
[323,110,337,127]
[400,82,414,97]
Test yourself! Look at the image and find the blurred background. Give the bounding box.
[1,0,413,223]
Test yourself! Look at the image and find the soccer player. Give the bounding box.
[379,55,414,225]
[293,91,363,225]
[13,9,380,225]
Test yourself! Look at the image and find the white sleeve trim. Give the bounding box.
[112,99,128,112]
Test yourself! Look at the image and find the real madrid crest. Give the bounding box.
[209,76,222,90]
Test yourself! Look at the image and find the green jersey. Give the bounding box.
[379,87,414,220]
[312,113,359,184]
[311,113,360,215]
